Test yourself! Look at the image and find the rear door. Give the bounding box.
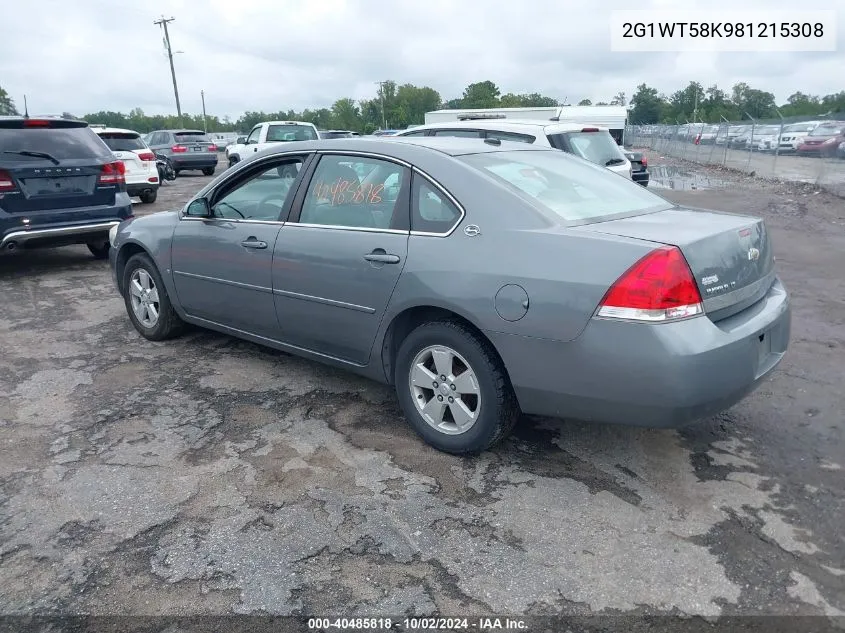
[0,119,129,228]
[272,152,411,364]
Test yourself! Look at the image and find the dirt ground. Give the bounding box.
[1,154,844,624]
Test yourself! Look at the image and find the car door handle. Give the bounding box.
[364,250,400,264]
[241,238,267,249]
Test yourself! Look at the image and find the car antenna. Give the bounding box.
[22,95,29,119]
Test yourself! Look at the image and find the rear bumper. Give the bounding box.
[487,277,790,428]
[1,220,121,250]
[170,154,218,169]
[126,182,159,196]
[632,170,649,186]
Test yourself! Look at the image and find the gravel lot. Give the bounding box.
[1,155,844,622]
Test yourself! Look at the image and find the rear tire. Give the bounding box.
[87,241,110,259]
[139,190,158,204]
[394,320,520,454]
[202,167,216,176]
[122,253,184,341]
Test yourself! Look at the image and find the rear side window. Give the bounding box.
[266,125,319,142]
[174,131,210,143]
[432,129,482,138]
[411,176,461,234]
[399,130,428,137]
[485,130,536,144]
[98,133,146,151]
[0,126,111,160]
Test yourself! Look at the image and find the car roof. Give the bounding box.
[254,136,555,158]
[402,119,608,134]
[92,127,141,136]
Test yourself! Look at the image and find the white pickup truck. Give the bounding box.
[226,120,320,167]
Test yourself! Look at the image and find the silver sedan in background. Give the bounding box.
[109,137,790,454]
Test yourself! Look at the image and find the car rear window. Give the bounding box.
[97,133,146,151]
[266,125,319,142]
[320,131,354,139]
[460,150,671,223]
[547,130,627,167]
[174,131,210,143]
[0,126,111,161]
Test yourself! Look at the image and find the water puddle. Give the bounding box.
[647,165,728,191]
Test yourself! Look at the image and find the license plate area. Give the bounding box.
[191,146,205,152]
[22,176,90,196]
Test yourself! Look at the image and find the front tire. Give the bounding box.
[394,320,520,454]
[87,241,110,259]
[122,253,184,341]
[228,156,239,168]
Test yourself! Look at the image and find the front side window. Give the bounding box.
[298,155,408,230]
[246,127,262,144]
[461,150,671,224]
[211,157,304,221]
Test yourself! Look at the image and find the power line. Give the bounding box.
[154,16,182,122]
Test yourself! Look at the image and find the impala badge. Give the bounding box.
[464,225,481,237]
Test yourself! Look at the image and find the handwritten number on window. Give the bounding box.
[312,178,384,206]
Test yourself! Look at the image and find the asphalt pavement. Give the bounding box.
[1,157,843,622]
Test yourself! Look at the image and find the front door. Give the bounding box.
[171,154,309,338]
[272,153,410,364]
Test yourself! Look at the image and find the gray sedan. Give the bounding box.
[108,137,790,454]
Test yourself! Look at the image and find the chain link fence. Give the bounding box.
[626,114,845,196]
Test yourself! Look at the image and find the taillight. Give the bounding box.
[641,156,648,167]
[208,144,217,152]
[98,161,126,185]
[23,119,51,128]
[171,145,187,153]
[137,151,156,162]
[596,246,703,322]
[581,127,599,133]
[0,169,16,192]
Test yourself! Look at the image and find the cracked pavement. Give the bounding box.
[0,165,843,618]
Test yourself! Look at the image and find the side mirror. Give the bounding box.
[185,197,213,218]
[237,136,246,144]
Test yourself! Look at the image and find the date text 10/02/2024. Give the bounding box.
[306,616,528,630]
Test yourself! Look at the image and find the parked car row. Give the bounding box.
[643,121,845,158]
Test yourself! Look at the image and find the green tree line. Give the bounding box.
[2,79,843,133]
[629,82,845,125]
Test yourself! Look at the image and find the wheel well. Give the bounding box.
[114,243,149,293]
[381,306,510,387]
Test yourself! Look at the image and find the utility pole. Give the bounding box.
[375,81,387,129]
[201,90,207,133]
[154,16,182,123]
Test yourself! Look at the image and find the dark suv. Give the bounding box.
[0,116,133,258]
[145,129,218,176]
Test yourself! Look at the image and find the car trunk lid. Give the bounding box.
[1,159,118,213]
[574,207,776,321]
[174,132,215,154]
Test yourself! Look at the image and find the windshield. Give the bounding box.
[753,126,780,135]
[266,124,318,142]
[98,133,146,151]
[547,131,627,167]
[809,124,841,136]
[460,150,671,223]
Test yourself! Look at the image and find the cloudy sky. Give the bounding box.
[1,0,842,119]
